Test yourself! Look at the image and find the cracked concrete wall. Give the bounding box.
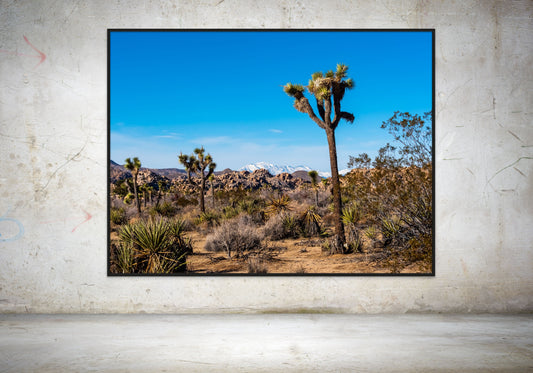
[0,0,531,313]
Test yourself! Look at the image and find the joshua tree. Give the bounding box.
[284,64,354,250]
[124,157,142,214]
[193,146,216,213]
[178,152,198,185]
[156,180,167,207]
[308,170,319,207]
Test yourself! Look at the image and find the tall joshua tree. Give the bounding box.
[178,152,198,185]
[308,170,319,207]
[284,64,355,249]
[194,146,216,213]
[124,157,142,214]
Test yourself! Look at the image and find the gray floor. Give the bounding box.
[1,314,532,372]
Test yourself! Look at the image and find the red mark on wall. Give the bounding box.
[23,36,46,68]
[71,209,92,233]
[0,36,46,68]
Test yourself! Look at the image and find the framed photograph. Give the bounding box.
[108,29,434,276]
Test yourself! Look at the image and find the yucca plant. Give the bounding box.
[381,216,401,239]
[342,204,360,226]
[301,205,322,237]
[364,225,379,240]
[343,204,362,252]
[266,195,291,216]
[118,218,190,273]
[195,211,220,228]
[115,242,135,273]
[282,213,300,238]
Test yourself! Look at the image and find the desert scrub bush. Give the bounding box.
[222,206,239,220]
[204,216,263,258]
[149,201,177,217]
[118,218,192,273]
[247,256,268,274]
[262,213,301,240]
[194,210,220,228]
[110,207,127,226]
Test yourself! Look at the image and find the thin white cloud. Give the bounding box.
[269,129,283,133]
[154,135,181,139]
[190,136,233,145]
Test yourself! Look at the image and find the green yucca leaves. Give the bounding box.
[336,63,348,79]
[283,83,305,97]
[381,217,401,238]
[344,78,355,89]
[266,195,291,216]
[118,218,190,273]
[311,71,323,81]
[342,204,360,225]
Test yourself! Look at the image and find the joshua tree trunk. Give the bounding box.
[326,127,345,245]
[211,180,215,209]
[133,174,141,214]
[200,177,206,213]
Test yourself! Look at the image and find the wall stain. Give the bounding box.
[0,208,24,243]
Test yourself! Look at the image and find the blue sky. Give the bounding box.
[110,30,432,172]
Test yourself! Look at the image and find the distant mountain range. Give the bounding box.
[110,160,351,181]
[239,162,351,178]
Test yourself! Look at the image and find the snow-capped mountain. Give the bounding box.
[239,162,350,178]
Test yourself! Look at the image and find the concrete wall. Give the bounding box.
[1,0,531,314]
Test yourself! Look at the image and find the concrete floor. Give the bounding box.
[0,314,531,372]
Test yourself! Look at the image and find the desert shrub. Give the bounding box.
[195,210,220,228]
[294,264,307,274]
[300,206,322,237]
[247,256,268,274]
[262,212,302,240]
[117,218,192,273]
[222,206,239,220]
[173,195,197,208]
[150,201,177,217]
[282,214,300,238]
[110,207,127,225]
[345,111,433,270]
[364,225,379,240]
[204,216,263,258]
[262,213,286,240]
